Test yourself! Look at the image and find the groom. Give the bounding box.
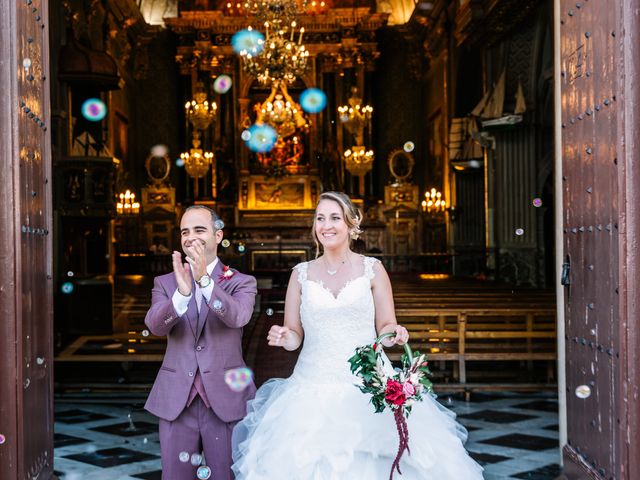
[144,205,257,480]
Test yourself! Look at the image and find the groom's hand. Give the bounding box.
[172,251,193,296]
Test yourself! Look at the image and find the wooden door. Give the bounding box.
[0,1,54,478]
[560,0,640,478]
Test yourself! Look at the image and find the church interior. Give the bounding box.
[8,0,640,479]
[46,0,559,477]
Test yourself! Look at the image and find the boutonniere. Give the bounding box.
[218,265,235,282]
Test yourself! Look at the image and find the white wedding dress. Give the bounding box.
[231,257,484,479]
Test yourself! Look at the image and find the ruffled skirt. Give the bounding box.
[231,377,484,479]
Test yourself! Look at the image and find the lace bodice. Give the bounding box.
[291,256,380,384]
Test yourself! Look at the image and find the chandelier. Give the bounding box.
[181,132,214,180]
[344,146,374,195]
[185,83,217,131]
[116,190,140,215]
[338,87,373,146]
[422,188,447,214]
[235,0,310,85]
[256,83,308,138]
[181,83,217,199]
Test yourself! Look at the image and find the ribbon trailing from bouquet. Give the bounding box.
[348,332,433,480]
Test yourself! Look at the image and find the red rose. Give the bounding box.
[385,379,406,406]
[372,342,377,350]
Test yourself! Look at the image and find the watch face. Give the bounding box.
[199,275,211,287]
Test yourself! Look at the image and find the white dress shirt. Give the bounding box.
[171,257,218,316]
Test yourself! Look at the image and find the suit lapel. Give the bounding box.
[195,260,227,340]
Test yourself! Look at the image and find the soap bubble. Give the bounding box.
[245,124,277,153]
[515,228,525,236]
[142,330,149,337]
[175,158,185,167]
[575,385,591,399]
[190,453,203,466]
[214,75,232,94]
[231,29,265,55]
[61,282,74,294]
[81,98,107,122]
[151,144,169,157]
[403,141,415,153]
[241,129,251,141]
[23,58,32,69]
[266,308,274,316]
[300,88,327,113]
[224,367,254,392]
[221,239,231,248]
[0,434,5,444]
[532,198,543,208]
[197,465,212,479]
[214,219,225,230]
[67,271,74,277]
[179,451,190,462]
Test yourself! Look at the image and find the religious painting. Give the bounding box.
[254,181,305,209]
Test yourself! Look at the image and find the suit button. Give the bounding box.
[196,346,203,351]
[188,371,194,377]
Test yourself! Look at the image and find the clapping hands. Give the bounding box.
[172,251,193,296]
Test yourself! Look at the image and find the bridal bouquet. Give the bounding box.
[348,332,432,480]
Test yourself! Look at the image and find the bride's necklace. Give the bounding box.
[324,254,349,276]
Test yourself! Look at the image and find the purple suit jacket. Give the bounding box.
[144,261,257,422]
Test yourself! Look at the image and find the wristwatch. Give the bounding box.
[196,274,212,288]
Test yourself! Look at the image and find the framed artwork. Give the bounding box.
[240,175,319,210]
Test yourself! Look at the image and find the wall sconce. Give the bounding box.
[117,190,140,215]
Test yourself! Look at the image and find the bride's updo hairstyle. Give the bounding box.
[312,191,363,258]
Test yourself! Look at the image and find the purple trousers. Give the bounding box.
[159,396,237,480]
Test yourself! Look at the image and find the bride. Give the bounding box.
[231,192,483,479]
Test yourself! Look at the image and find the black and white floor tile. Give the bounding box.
[54,391,560,479]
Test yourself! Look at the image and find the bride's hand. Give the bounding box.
[267,325,292,348]
[392,325,409,346]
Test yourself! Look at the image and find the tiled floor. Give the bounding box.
[54,391,561,479]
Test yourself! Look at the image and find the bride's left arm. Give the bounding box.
[371,261,409,346]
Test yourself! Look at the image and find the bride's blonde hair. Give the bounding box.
[312,191,363,258]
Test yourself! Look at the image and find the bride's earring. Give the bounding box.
[350,230,359,240]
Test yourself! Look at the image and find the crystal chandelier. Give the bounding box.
[338,87,373,146]
[256,83,308,138]
[181,83,217,199]
[181,132,214,180]
[344,146,374,195]
[185,83,217,131]
[236,0,310,85]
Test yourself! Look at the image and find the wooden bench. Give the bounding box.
[386,306,557,392]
